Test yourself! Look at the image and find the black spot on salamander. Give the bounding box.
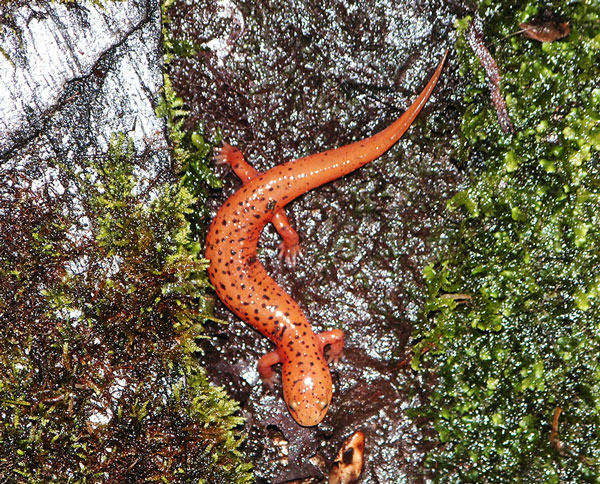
[295,351,301,357]
[263,294,270,300]
[247,256,257,265]
[279,326,287,339]
[219,283,226,290]
[221,219,227,226]
[230,249,236,256]
[253,214,261,219]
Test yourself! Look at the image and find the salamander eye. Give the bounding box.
[289,401,299,411]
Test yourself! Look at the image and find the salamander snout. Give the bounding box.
[283,360,333,426]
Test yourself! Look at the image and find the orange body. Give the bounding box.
[205,51,447,426]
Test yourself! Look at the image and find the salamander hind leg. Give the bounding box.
[214,142,303,266]
[318,329,345,364]
[213,142,259,182]
[273,215,302,267]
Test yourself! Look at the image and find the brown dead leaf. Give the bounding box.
[329,431,365,484]
[520,10,570,42]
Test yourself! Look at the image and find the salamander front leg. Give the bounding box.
[258,349,282,389]
[318,329,345,364]
[215,142,302,266]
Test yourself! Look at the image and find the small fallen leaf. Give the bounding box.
[520,10,570,43]
[329,431,365,484]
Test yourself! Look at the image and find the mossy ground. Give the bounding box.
[0,1,254,483]
[413,1,600,482]
[0,133,252,482]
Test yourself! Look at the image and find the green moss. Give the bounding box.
[158,0,223,236]
[413,1,600,482]
[0,135,252,483]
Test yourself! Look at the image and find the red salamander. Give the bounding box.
[205,51,447,426]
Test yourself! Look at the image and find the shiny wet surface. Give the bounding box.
[170,1,465,481]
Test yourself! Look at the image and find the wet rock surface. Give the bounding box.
[170,0,466,481]
[0,0,167,171]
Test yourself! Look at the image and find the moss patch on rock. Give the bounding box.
[0,136,252,483]
[412,1,600,482]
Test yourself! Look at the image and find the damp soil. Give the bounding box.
[169,1,467,482]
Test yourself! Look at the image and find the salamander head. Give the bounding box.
[282,358,333,427]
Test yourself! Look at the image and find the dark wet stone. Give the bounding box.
[173,0,467,481]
